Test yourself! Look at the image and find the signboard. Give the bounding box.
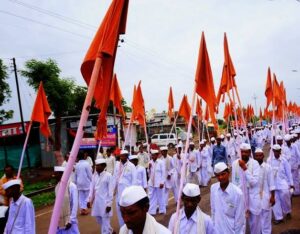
[0,122,30,138]
[80,125,117,149]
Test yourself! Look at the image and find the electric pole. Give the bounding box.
[253,94,258,117]
[12,58,31,169]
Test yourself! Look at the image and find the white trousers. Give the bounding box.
[116,204,124,227]
[95,216,112,234]
[149,186,166,215]
[272,189,291,220]
[249,212,261,234]
[78,190,89,209]
[260,209,272,234]
[292,169,300,195]
[200,167,211,186]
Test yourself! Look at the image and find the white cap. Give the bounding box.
[272,144,281,150]
[289,127,293,131]
[143,143,148,147]
[240,143,251,151]
[129,155,138,160]
[226,133,231,137]
[220,134,225,139]
[211,137,216,141]
[54,166,65,172]
[233,132,238,136]
[276,135,283,141]
[182,183,200,197]
[150,149,159,154]
[255,148,263,154]
[295,129,300,134]
[2,179,21,190]
[293,133,298,138]
[189,142,195,145]
[203,139,207,143]
[95,158,106,165]
[119,185,147,207]
[200,140,205,145]
[214,162,228,174]
[160,146,168,151]
[284,134,291,141]
[120,150,129,155]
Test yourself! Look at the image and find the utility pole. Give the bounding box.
[253,94,258,117]
[12,58,31,169]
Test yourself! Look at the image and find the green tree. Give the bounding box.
[21,59,76,152]
[0,59,13,124]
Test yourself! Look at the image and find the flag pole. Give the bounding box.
[143,119,149,153]
[123,118,132,150]
[48,57,102,234]
[96,140,102,157]
[17,121,33,179]
[174,88,196,233]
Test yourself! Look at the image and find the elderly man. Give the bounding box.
[212,136,227,167]
[210,162,245,234]
[87,159,113,234]
[119,185,170,234]
[231,143,260,234]
[113,149,137,226]
[268,144,294,224]
[3,179,35,234]
[148,149,166,215]
[54,166,79,234]
[168,183,214,233]
[253,148,275,234]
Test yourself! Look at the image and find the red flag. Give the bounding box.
[168,87,174,118]
[204,104,209,121]
[194,32,217,128]
[110,74,125,117]
[259,107,263,120]
[132,81,146,127]
[265,67,272,109]
[81,0,129,139]
[31,82,52,137]
[196,98,203,120]
[178,95,191,123]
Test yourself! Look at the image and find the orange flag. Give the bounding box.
[265,67,272,109]
[259,107,263,120]
[110,74,125,117]
[273,74,282,107]
[224,33,236,83]
[31,82,52,137]
[168,87,174,118]
[223,103,230,120]
[131,81,146,127]
[196,98,203,120]
[194,32,217,128]
[178,95,191,123]
[280,81,287,107]
[204,104,209,121]
[81,0,129,139]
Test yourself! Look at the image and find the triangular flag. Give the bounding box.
[178,95,191,123]
[110,74,125,117]
[265,67,272,109]
[168,87,174,119]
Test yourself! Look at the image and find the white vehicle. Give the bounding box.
[150,133,177,147]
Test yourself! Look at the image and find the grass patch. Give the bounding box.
[23,179,56,194]
[31,191,55,208]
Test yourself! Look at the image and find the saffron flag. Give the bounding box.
[194,32,217,128]
[273,74,282,107]
[168,87,174,118]
[81,0,129,139]
[196,98,203,120]
[178,95,191,123]
[110,74,125,117]
[265,67,272,109]
[131,81,146,127]
[31,82,52,137]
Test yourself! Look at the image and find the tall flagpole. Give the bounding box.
[48,57,102,234]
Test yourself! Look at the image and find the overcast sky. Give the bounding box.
[1,0,300,123]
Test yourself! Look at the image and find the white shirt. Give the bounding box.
[161,155,174,189]
[225,138,236,158]
[5,195,35,234]
[199,147,211,168]
[210,182,245,234]
[231,158,261,215]
[113,160,137,201]
[258,162,275,210]
[136,165,148,189]
[288,144,300,170]
[88,171,113,217]
[168,208,214,234]
[105,156,116,175]
[74,160,93,190]
[187,150,200,172]
[268,156,294,190]
[148,159,166,188]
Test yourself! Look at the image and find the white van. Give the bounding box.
[150,133,177,147]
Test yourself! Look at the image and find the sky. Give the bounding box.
[1,0,300,124]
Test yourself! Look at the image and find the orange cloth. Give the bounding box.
[194,32,217,128]
[81,0,129,139]
[196,98,202,120]
[178,95,191,123]
[31,82,52,137]
[265,67,272,109]
[168,87,174,119]
[131,82,146,127]
[110,74,125,117]
[0,176,24,206]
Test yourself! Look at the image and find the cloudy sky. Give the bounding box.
[1,0,300,123]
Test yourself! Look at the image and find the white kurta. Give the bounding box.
[198,147,212,186]
[136,165,148,189]
[4,195,35,234]
[168,207,214,234]
[210,182,245,234]
[105,156,116,175]
[74,160,93,191]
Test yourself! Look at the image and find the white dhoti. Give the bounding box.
[249,212,261,234]
[95,216,112,234]
[273,189,291,220]
[149,186,166,215]
[260,209,272,234]
[78,190,89,209]
[292,169,300,195]
[116,204,124,227]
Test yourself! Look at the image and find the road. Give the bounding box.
[35,182,300,233]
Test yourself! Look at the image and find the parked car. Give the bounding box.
[150,133,177,147]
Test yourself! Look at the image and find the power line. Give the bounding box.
[0,10,91,40]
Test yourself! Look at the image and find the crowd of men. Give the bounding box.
[0,122,300,233]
